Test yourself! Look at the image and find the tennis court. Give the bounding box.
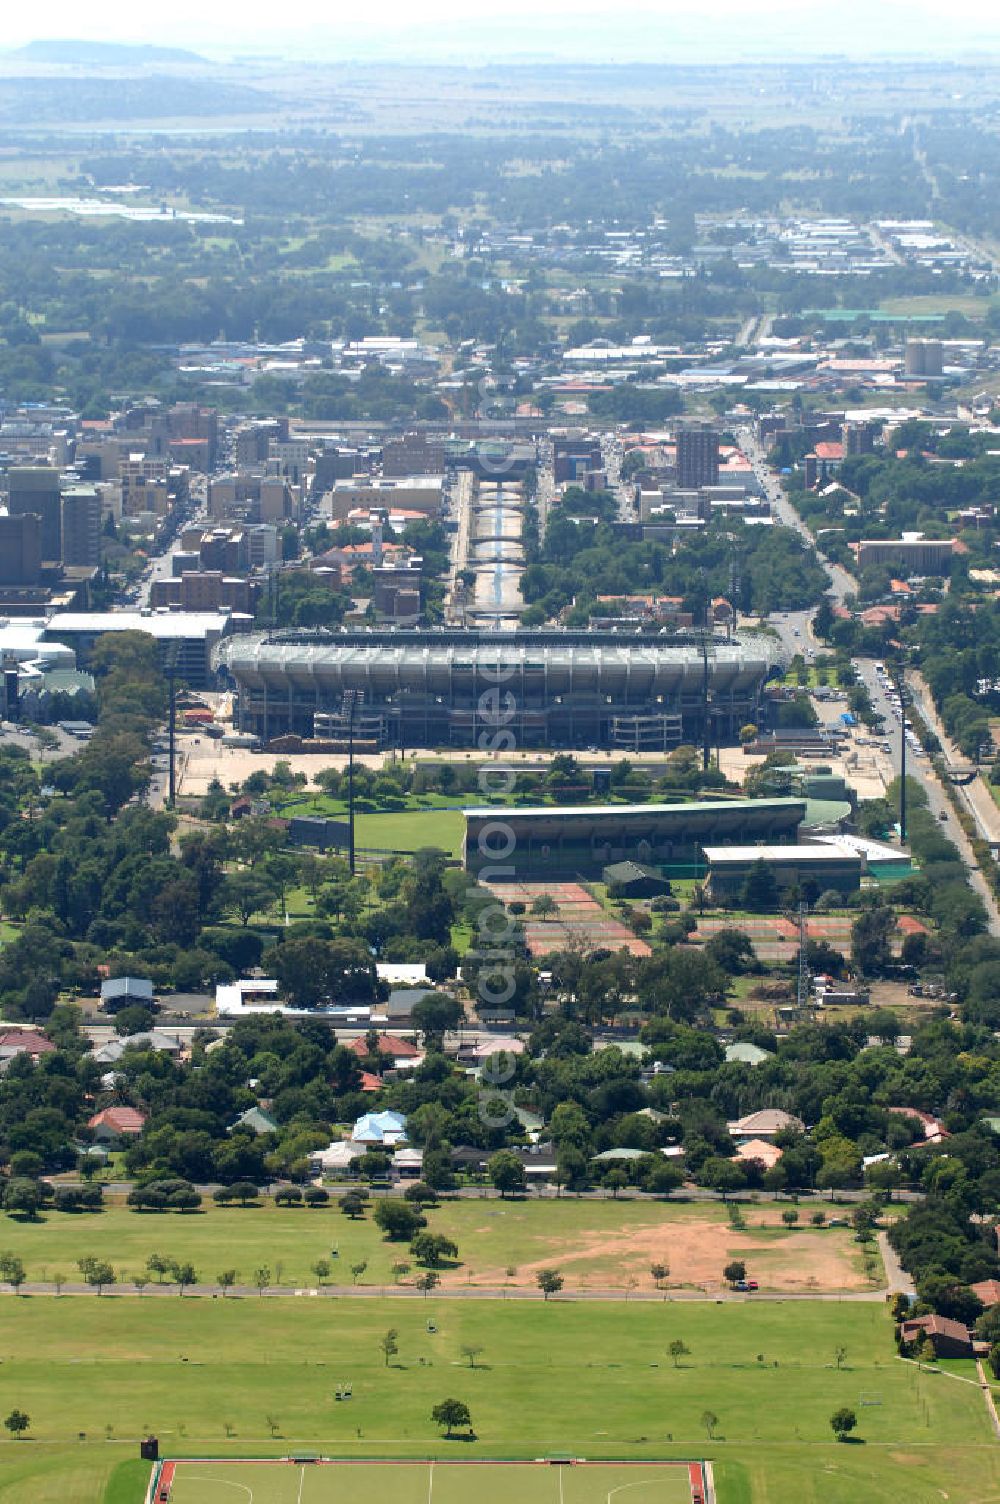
[159,1458,704,1504]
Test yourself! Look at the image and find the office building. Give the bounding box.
[855,535,957,576]
[47,611,242,690]
[842,421,877,457]
[0,512,42,585]
[7,467,61,561]
[60,486,102,567]
[676,426,720,489]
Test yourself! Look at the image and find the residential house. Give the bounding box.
[87,1105,148,1144]
[724,1042,774,1067]
[100,976,154,1012]
[735,1137,784,1170]
[888,1107,949,1144]
[727,1108,804,1141]
[230,1106,278,1136]
[351,1109,408,1148]
[899,1314,973,1358]
[0,1028,56,1071]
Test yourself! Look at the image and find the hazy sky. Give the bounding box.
[4,0,1000,58]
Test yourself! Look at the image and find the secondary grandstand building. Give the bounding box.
[463,797,806,880]
[215,628,784,750]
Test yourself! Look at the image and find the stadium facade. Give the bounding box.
[464,798,807,880]
[214,628,785,751]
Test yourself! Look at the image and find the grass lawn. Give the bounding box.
[355,809,464,856]
[878,293,993,318]
[0,920,20,947]
[0,1197,876,1295]
[0,1300,995,1504]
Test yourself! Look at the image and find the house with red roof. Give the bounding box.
[347,1034,421,1061]
[87,1106,148,1144]
[0,1029,56,1071]
[888,1106,949,1144]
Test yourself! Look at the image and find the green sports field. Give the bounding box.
[1,1297,999,1504]
[160,1460,700,1504]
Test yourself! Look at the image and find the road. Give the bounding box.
[877,1230,915,1298]
[5,1279,891,1304]
[740,426,1000,933]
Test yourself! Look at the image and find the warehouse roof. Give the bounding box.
[467,798,805,821]
[702,843,861,863]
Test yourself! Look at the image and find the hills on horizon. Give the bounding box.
[6,39,205,65]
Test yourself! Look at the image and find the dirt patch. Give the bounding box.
[442,1211,872,1294]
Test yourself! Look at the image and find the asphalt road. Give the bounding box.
[741,427,1000,935]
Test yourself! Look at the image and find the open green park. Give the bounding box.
[0,1196,876,1295]
[0,1297,997,1504]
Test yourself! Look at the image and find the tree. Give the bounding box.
[375,1199,427,1242]
[218,1269,237,1296]
[411,993,463,1045]
[339,1190,369,1220]
[531,894,557,921]
[351,1261,368,1285]
[391,1261,411,1284]
[739,859,780,912]
[220,871,278,928]
[78,1257,115,1294]
[432,1399,472,1438]
[536,1268,564,1300]
[669,1339,690,1367]
[3,1177,42,1220]
[781,1209,799,1228]
[380,1328,400,1367]
[416,1271,440,1297]
[4,1409,29,1439]
[174,1261,197,1295]
[830,1407,857,1442]
[461,1343,485,1368]
[723,1260,747,1287]
[650,1262,670,1290]
[312,1259,331,1286]
[488,1150,527,1198]
[835,1346,847,1370]
[701,1410,719,1440]
[410,1232,458,1268]
[403,1182,438,1209]
[147,1253,170,1284]
[851,904,895,977]
[254,1265,271,1296]
[604,1168,629,1199]
[0,1252,26,1292]
[645,1161,684,1199]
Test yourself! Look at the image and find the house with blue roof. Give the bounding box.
[351,1109,408,1147]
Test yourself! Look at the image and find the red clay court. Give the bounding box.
[484,882,652,957]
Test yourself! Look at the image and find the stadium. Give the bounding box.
[215,628,784,751]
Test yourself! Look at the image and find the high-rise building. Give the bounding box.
[0,512,42,585]
[7,467,61,562]
[842,421,877,457]
[61,485,102,567]
[676,426,720,489]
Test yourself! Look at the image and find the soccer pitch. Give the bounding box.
[159,1460,703,1504]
